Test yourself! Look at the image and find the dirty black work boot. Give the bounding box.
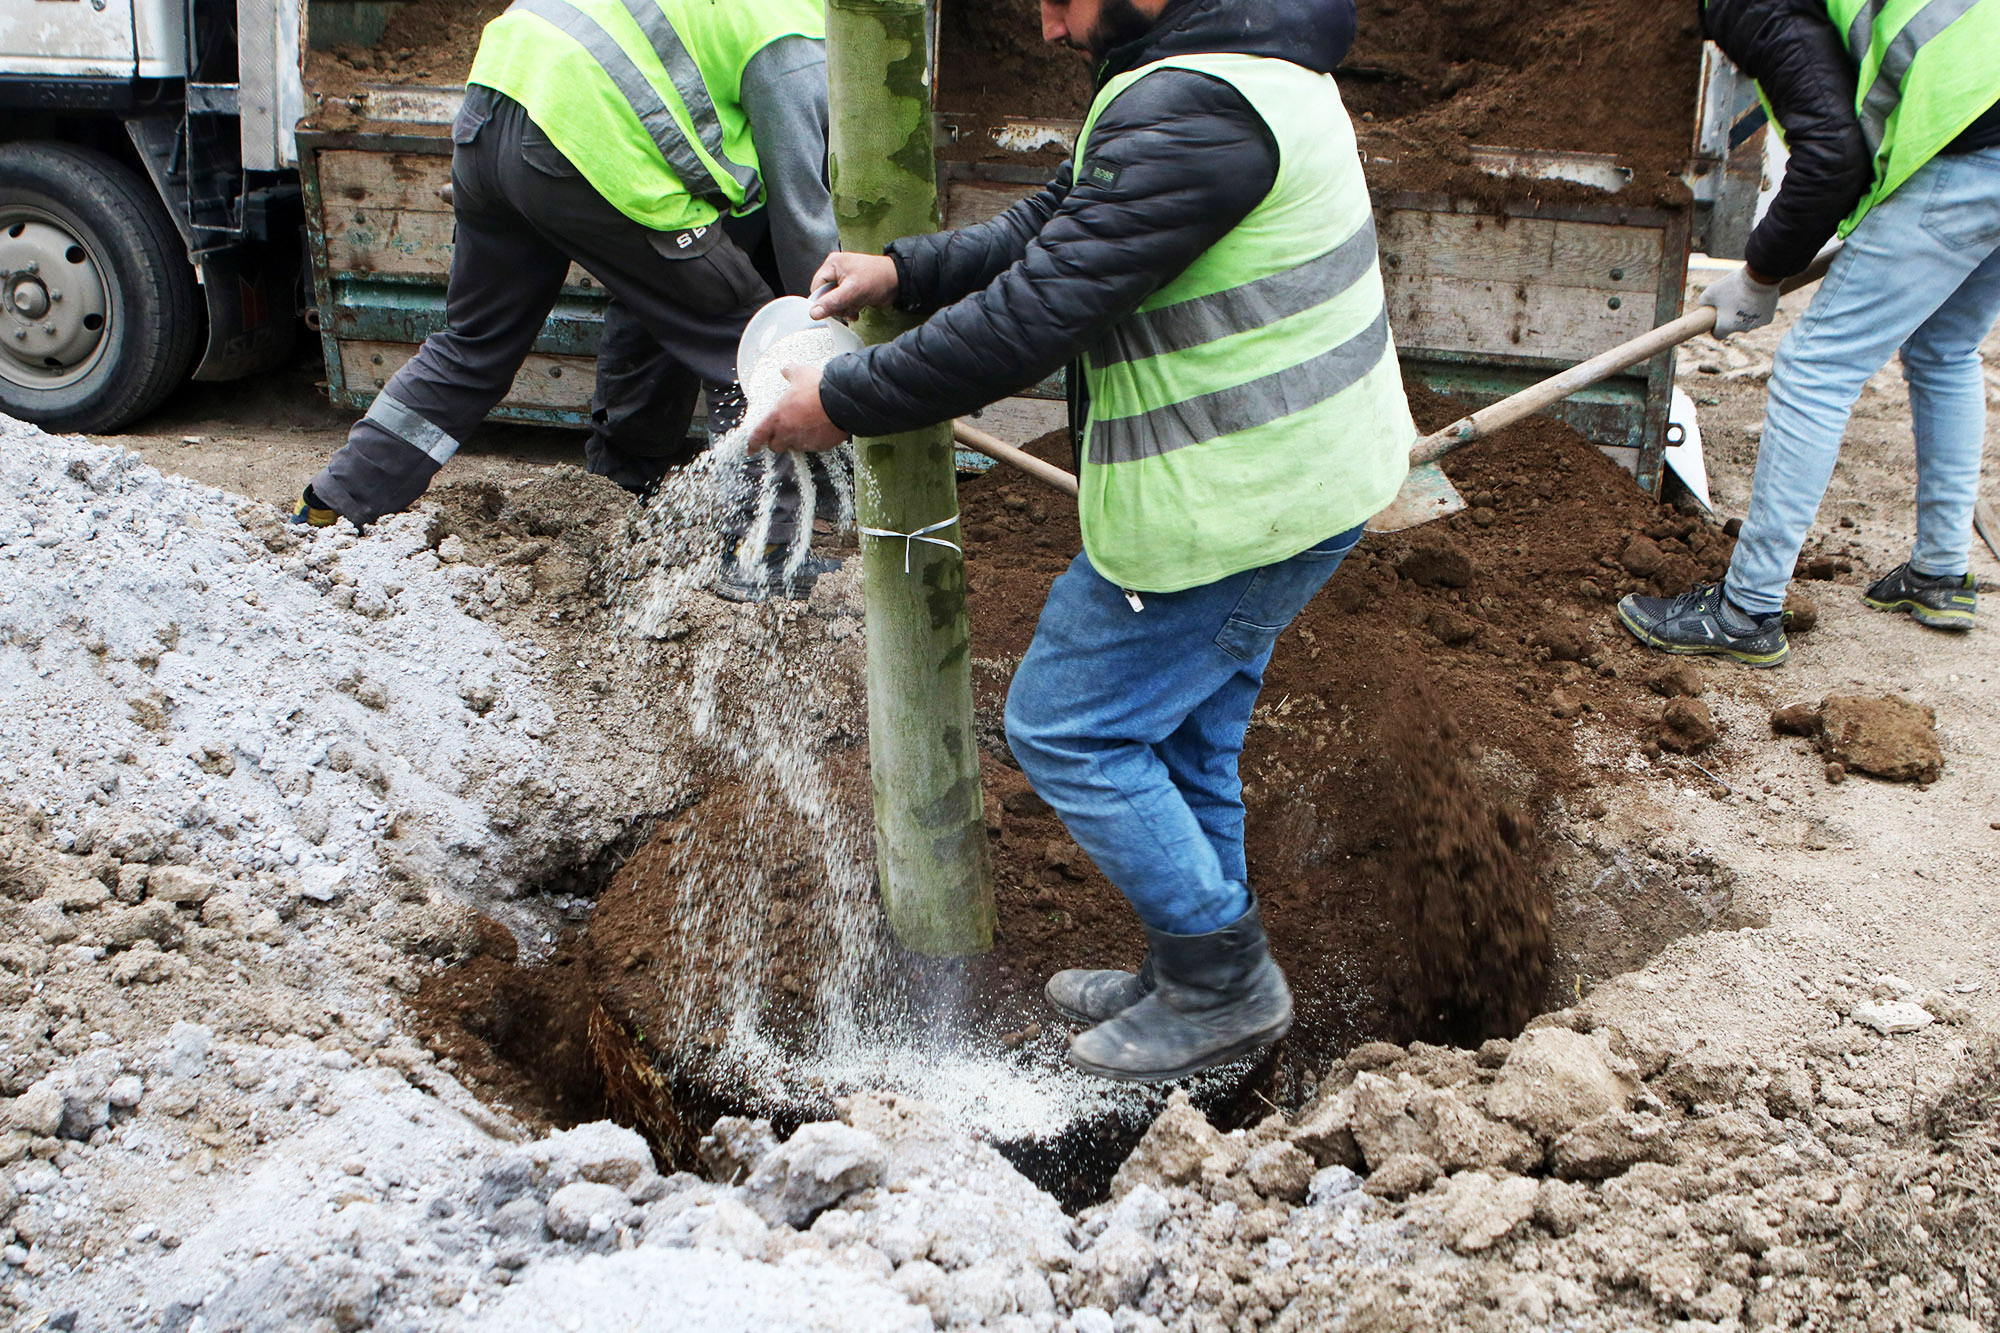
[1862,562,1976,631]
[1067,902,1292,1083]
[289,485,339,528]
[1045,956,1155,1024]
[712,544,842,603]
[1615,581,1789,668]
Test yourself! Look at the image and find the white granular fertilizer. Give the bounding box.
[740,325,849,428]
[0,417,631,908]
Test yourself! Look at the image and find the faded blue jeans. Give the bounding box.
[1004,526,1362,936]
[1726,146,2000,616]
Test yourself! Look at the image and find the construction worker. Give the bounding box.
[1618,0,2000,665]
[752,0,1413,1081]
[294,0,841,601]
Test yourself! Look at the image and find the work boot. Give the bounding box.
[711,544,842,603]
[1067,901,1292,1083]
[1862,562,1976,631]
[289,485,339,528]
[1615,581,1789,668]
[1044,956,1155,1024]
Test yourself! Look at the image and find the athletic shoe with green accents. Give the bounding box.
[1862,562,1976,631]
[1616,581,1789,668]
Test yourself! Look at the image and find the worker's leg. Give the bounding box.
[1149,668,1259,894]
[1900,158,2000,579]
[1724,152,2000,617]
[1005,527,1361,935]
[310,93,570,524]
[484,125,810,554]
[585,298,702,493]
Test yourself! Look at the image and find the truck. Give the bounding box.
[0,0,1776,491]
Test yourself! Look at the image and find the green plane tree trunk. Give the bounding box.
[826,0,993,956]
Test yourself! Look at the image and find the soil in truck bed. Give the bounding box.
[938,0,1702,205]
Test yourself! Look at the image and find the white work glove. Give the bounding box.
[1698,268,1781,337]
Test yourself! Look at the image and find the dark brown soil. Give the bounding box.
[412,393,1746,1158]
[938,0,1096,124]
[936,0,1700,203]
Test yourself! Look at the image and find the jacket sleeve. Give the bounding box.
[739,36,839,296]
[885,170,1073,316]
[1703,0,1873,277]
[819,70,1280,438]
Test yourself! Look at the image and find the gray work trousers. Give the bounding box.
[312,87,804,545]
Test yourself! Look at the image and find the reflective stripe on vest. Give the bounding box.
[1090,216,1381,369]
[1089,308,1391,465]
[1818,0,2000,230]
[1072,53,1413,593]
[508,0,757,207]
[1841,0,1983,153]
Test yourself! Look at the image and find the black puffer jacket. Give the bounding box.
[817,0,1357,439]
[1704,0,2000,278]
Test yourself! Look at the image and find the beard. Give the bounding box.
[1065,0,1156,60]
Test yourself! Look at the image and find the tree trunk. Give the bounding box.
[826,0,993,956]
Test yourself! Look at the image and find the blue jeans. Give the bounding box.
[1725,146,2000,616]
[1004,527,1362,936]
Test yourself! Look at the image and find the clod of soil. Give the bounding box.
[1766,694,1943,783]
[1818,694,1943,784]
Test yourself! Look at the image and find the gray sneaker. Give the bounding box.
[1616,581,1789,668]
[1862,562,1975,631]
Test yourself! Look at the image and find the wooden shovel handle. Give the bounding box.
[1411,244,1842,467]
[953,420,1079,497]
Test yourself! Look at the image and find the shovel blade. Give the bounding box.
[1366,461,1467,533]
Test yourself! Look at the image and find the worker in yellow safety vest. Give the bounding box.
[1618,0,2000,664]
[752,0,1415,1082]
[295,0,843,602]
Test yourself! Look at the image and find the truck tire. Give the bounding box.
[0,142,201,434]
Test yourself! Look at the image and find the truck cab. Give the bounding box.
[0,0,302,431]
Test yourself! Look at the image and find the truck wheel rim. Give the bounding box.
[0,208,114,394]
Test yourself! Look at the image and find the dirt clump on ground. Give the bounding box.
[1768,692,1945,785]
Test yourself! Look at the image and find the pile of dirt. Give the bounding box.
[1342,0,1702,200]
[302,0,509,131]
[415,393,1769,1175]
[936,0,1700,204]
[937,0,1095,126]
[309,0,507,91]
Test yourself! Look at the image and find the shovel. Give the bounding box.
[951,246,1838,526]
[1367,245,1841,531]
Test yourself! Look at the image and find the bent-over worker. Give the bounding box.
[1618,0,2000,664]
[750,0,1414,1081]
[295,0,842,601]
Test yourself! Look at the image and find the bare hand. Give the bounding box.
[808,252,899,320]
[745,363,850,454]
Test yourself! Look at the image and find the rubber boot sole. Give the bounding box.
[1861,593,1974,632]
[1616,602,1789,668]
[1066,1013,1292,1084]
